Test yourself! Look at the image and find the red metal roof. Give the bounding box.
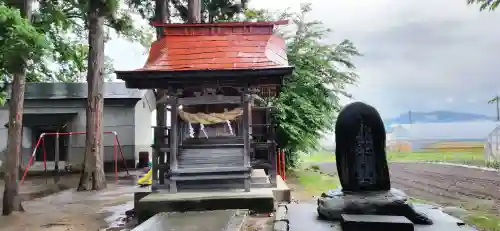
[136,21,290,72]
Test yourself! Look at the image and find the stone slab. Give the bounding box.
[273,204,289,231]
[287,202,477,231]
[340,214,414,231]
[136,188,274,222]
[132,210,247,231]
[273,176,290,203]
[251,169,270,184]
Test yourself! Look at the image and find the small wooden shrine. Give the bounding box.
[116,21,293,193]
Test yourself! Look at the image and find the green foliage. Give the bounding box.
[0,3,48,79]
[0,0,154,103]
[468,0,500,10]
[244,4,360,167]
[30,0,153,82]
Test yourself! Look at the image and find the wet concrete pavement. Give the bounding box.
[288,202,341,231]
[287,202,477,231]
[0,172,142,231]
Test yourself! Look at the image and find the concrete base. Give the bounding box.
[287,203,477,231]
[132,210,248,231]
[136,188,274,223]
[273,175,291,203]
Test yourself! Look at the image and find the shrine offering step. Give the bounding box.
[132,210,248,231]
[135,188,274,223]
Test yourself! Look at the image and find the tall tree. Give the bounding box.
[488,95,500,121]
[153,0,169,185]
[0,0,48,214]
[77,0,115,191]
[468,0,500,10]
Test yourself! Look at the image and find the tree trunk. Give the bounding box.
[155,0,169,185]
[187,0,201,23]
[3,0,33,216]
[3,72,26,215]
[78,0,106,191]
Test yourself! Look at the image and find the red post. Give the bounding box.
[276,148,281,177]
[20,131,129,185]
[114,134,118,184]
[114,135,130,176]
[42,136,47,173]
[20,136,44,185]
[281,149,286,180]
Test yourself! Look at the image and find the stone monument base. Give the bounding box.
[317,188,433,225]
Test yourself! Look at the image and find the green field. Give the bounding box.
[301,150,493,167]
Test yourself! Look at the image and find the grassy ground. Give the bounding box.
[287,166,340,200]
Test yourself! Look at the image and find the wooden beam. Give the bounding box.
[178,95,241,105]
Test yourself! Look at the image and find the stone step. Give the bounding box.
[136,189,274,223]
[181,144,244,149]
[172,166,251,174]
[178,162,245,169]
[180,148,243,155]
[171,173,249,181]
[182,137,244,145]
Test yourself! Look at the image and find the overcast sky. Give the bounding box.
[106,0,500,119]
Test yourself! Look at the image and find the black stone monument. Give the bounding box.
[317,102,433,226]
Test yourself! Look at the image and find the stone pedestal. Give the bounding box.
[317,188,433,225]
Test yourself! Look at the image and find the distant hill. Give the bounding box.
[384,111,495,129]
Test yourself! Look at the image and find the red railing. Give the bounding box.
[19,131,130,185]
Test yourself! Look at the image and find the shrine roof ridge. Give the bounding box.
[150,20,289,29]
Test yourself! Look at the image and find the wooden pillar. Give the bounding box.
[152,126,160,186]
[242,93,250,168]
[156,105,166,185]
[267,108,277,186]
[242,92,251,192]
[169,97,179,192]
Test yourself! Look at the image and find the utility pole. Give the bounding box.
[408,110,413,124]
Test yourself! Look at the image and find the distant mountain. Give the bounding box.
[384,111,495,128]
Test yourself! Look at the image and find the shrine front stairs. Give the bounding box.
[169,137,251,192]
[135,169,290,223]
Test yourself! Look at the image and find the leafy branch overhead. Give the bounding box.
[0,0,154,84]
[0,3,48,78]
[468,0,500,10]
[244,4,360,166]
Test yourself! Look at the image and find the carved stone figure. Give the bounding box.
[317,102,433,225]
[334,102,390,191]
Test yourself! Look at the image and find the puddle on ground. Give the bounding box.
[101,200,136,230]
